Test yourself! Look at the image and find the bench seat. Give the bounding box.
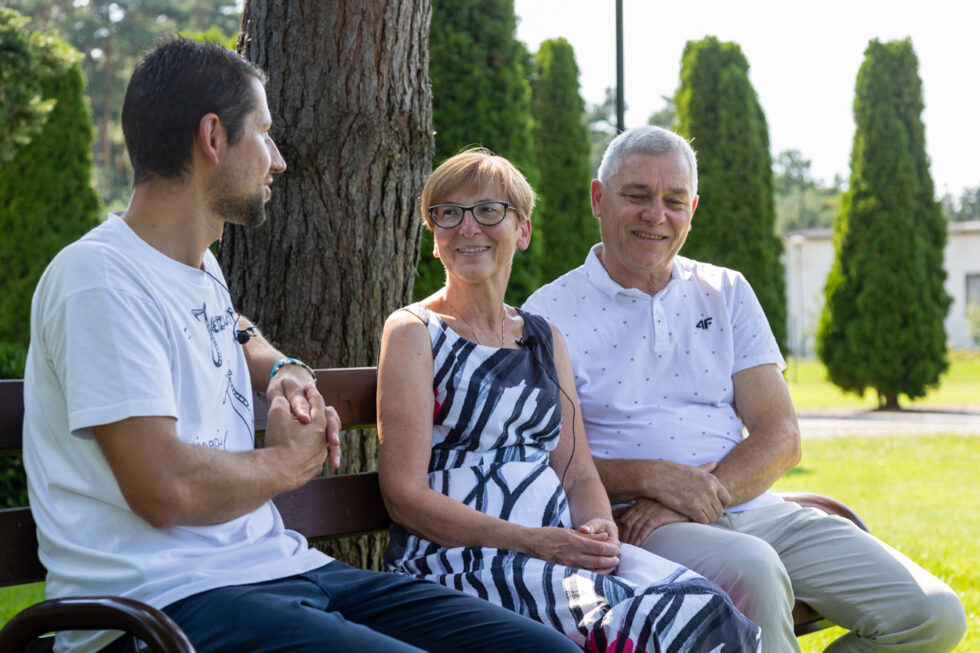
[0,370,867,650]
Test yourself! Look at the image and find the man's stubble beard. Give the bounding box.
[210,189,267,229]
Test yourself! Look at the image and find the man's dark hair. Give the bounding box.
[122,36,267,183]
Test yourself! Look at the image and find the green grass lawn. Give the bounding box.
[0,582,43,625]
[775,434,979,651]
[786,350,980,410]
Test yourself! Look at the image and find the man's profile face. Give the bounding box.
[591,149,697,293]
[209,77,286,228]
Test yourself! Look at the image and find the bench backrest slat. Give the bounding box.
[253,367,378,431]
[0,508,45,586]
[0,380,25,454]
[0,368,387,589]
[273,473,389,538]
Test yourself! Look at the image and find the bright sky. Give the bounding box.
[514,0,980,197]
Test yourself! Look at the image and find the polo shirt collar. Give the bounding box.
[584,243,692,298]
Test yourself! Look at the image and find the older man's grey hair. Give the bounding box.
[596,126,698,196]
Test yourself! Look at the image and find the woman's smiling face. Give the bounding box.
[433,184,531,285]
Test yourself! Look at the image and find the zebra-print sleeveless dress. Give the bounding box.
[385,304,760,652]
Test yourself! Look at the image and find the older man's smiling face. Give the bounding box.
[591,149,698,295]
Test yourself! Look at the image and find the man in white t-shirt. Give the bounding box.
[22,36,580,653]
[524,125,965,652]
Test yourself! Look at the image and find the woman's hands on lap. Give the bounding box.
[525,518,621,574]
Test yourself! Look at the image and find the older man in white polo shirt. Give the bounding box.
[523,125,964,652]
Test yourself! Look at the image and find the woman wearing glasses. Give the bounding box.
[376,148,759,651]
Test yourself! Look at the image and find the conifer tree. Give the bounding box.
[417,0,538,303]
[0,8,60,166]
[0,19,99,507]
[0,21,100,370]
[888,39,951,382]
[818,39,947,408]
[531,38,596,283]
[6,0,242,207]
[673,37,786,350]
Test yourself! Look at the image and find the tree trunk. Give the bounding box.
[221,1,432,569]
[877,390,901,411]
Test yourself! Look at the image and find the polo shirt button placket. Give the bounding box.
[652,298,671,354]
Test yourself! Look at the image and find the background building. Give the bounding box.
[783,220,980,355]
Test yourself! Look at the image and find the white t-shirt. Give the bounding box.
[23,214,328,653]
[524,245,785,513]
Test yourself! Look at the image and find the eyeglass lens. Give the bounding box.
[431,201,509,227]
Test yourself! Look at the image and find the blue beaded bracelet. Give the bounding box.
[269,357,317,382]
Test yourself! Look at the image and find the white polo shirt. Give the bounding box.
[524,244,785,512]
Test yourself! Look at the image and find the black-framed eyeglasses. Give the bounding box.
[428,201,512,229]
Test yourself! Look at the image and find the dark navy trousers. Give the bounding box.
[100,560,580,652]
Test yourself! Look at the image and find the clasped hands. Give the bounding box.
[264,367,342,484]
[527,518,621,575]
[615,461,730,546]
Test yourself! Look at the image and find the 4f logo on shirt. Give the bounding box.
[696,317,713,330]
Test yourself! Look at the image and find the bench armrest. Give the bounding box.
[0,596,195,653]
[780,492,870,533]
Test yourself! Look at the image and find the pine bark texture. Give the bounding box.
[220,1,432,569]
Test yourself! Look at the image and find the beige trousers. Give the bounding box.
[641,500,965,652]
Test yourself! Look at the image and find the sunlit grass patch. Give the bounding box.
[0,582,44,624]
[786,351,980,410]
[775,434,979,651]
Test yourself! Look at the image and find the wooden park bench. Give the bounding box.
[0,368,868,651]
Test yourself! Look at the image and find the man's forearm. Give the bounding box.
[144,445,307,527]
[238,316,317,394]
[592,457,668,504]
[713,419,800,506]
[238,316,286,392]
[593,434,798,518]
[594,456,732,524]
[93,408,327,529]
[721,363,802,505]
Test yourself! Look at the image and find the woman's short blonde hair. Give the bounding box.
[420,147,536,231]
